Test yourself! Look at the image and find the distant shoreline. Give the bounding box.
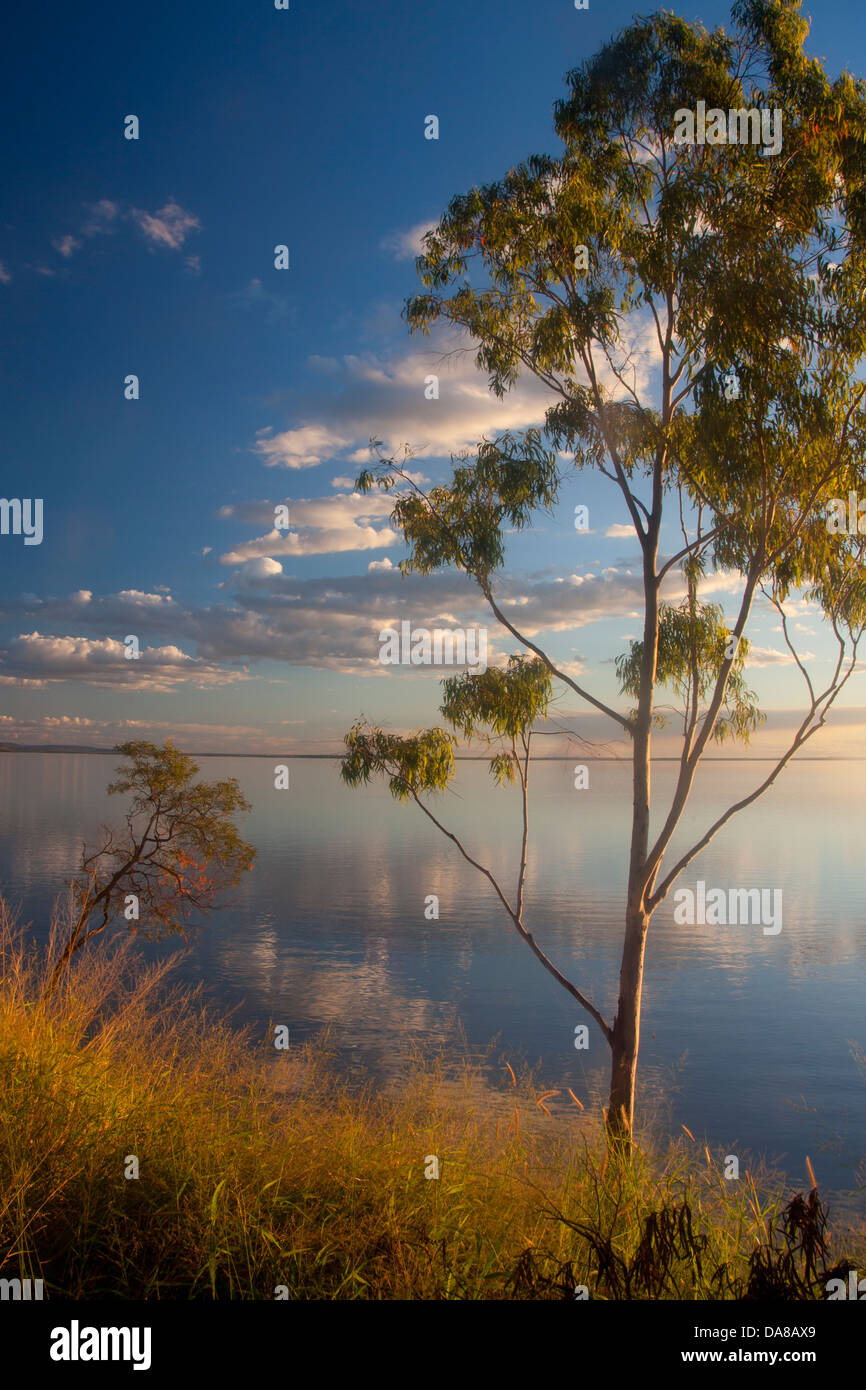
[0,745,859,762]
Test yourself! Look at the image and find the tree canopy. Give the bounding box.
[48,740,255,992]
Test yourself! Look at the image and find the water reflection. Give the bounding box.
[0,752,863,1195]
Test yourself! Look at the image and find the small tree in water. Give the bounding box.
[47,740,255,994]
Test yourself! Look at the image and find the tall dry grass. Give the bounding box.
[0,894,861,1299]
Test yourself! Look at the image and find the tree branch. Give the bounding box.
[407,786,613,1044]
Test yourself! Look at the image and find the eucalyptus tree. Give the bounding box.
[342,0,866,1141]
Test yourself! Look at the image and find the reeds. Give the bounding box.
[0,894,862,1300]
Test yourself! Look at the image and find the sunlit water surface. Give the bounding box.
[1,752,863,1200]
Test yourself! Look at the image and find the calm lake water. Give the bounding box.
[1,752,864,1199]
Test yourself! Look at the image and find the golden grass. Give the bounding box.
[0,895,862,1300]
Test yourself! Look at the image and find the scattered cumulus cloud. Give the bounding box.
[247,319,662,476]
[0,633,251,690]
[219,492,398,563]
[50,198,200,266]
[81,199,120,236]
[0,561,836,713]
[745,645,816,668]
[51,235,81,258]
[253,425,351,470]
[128,200,201,251]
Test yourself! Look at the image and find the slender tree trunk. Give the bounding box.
[608,734,653,1144]
[44,918,94,999]
[607,513,658,1144]
[607,902,649,1139]
[608,722,652,1141]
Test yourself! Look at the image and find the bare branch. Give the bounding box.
[408,788,613,1044]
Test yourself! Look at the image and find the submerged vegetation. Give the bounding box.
[0,896,862,1300]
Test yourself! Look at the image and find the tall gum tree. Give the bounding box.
[341,0,866,1142]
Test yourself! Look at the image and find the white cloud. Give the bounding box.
[81,200,120,236]
[380,220,437,261]
[0,633,250,690]
[52,235,81,258]
[115,589,178,609]
[237,557,284,578]
[695,571,746,597]
[248,319,662,476]
[219,492,398,563]
[368,557,394,572]
[0,588,178,630]
[605,523,634,538]
[129,200,201,251]
[0,562,756,684]
[52,199,199,263]
[253,424,351,470]
[745,645,815,668]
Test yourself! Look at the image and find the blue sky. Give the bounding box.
[2,0,866,756]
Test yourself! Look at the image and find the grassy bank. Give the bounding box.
[0,898,862,1300]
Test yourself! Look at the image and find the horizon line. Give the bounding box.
[0,744,862,762]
